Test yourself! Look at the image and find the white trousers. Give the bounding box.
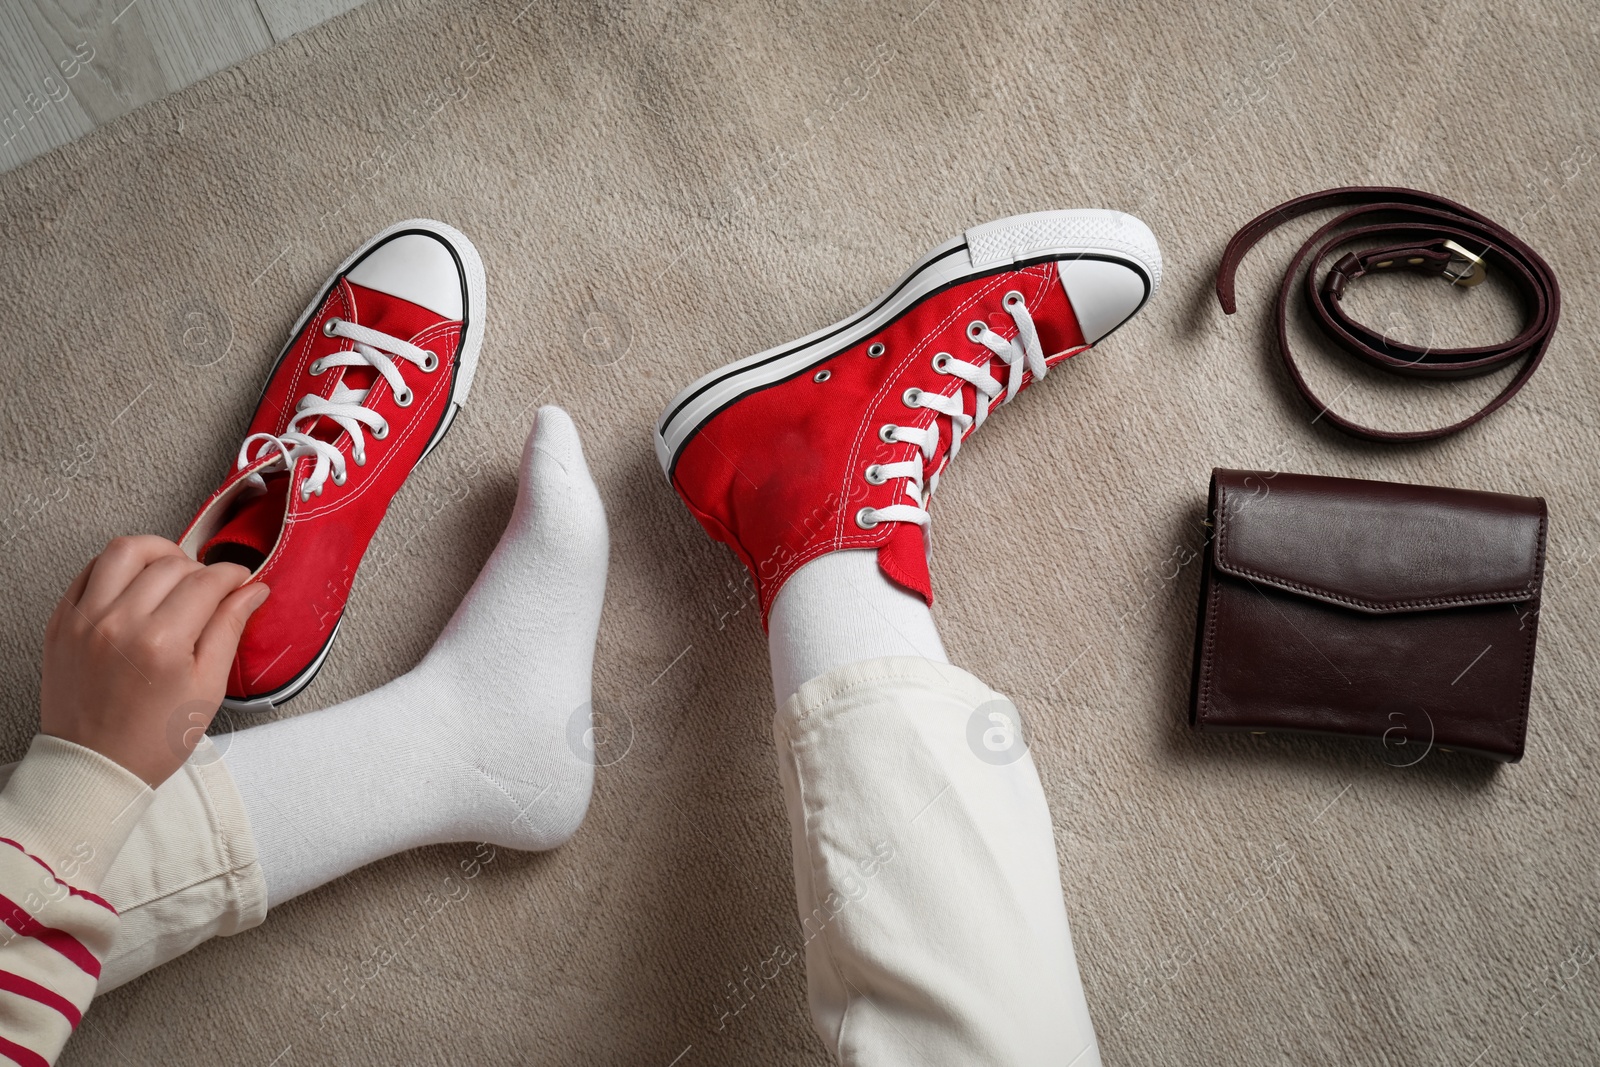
[2,656,1099,1064]
[772,656,1099,1066]
[0,736,267,993]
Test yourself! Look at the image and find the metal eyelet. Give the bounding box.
[309,358,326,375]
[902,387,922,406]
[813,369,832,383]
[1003,290,1025,309]
[867,342,886,358]
[878,424,898,443]
[967,320,986,341]
[322,317,342,337]
[864,464,886,485]
[300,484,312,502]
[393,388,414,408]
[353,449,367,466]
[332,468,347,487]
[421,351,440,372]
[933,352,952,373]
[372,421,390,440]
[855,507,879,529]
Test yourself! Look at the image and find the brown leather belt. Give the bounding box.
[1214,187,1561,443]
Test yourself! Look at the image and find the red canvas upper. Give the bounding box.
[180,277,462,701]
[669,260,1089,624]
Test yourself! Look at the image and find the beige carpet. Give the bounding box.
[2,0,1597,1063]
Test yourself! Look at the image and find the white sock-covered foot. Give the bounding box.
[767,549,947,707]
[222,406,608,907]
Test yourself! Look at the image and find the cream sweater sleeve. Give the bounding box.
[0,735,154,1066]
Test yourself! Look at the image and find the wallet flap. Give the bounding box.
[1210,469,1546,614]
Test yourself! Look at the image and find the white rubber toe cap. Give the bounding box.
[1058,258,1149,344]
[346,232,464,320]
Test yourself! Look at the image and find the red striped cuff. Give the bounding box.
[0,1031,50,1067]
[0,969,81,1029]
[0,840,114,915]
[0,894,100,980]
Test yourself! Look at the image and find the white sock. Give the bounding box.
[222,406,609,908]
[767,549,947,707]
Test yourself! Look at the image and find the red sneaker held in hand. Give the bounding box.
[180,220,485,709]
[656,209,1161,623]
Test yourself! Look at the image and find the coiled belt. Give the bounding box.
[1215,186,1560,443]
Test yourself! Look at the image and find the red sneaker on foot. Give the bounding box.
[656,209,1160,622]
[180,220,485,709]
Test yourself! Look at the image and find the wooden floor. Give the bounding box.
[0,0,365,174]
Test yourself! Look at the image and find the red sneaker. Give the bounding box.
[656,209,1160,622]
[179,220,485,709]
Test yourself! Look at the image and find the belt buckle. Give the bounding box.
[1440,239,1487,287]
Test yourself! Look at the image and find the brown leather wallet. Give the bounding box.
[1189,469,1547,761]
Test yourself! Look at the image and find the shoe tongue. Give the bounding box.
[346,280,448,346]
[200,473,288,570]
[875,523,934,605]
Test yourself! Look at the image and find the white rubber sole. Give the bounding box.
[653,209,1161,478]
[225,220,486,711]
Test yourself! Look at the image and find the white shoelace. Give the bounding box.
[858,290,1069,531]
[237,318,438,501]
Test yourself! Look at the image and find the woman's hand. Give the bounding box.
[39,536,269,787]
